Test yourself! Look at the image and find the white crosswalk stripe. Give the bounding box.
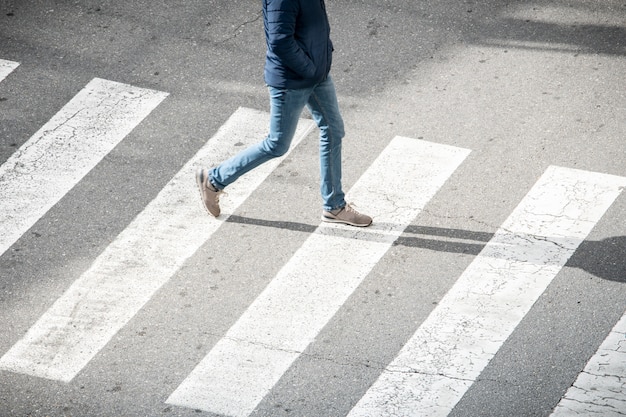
[1,60,625,417]
[166,137,471,416]
[347,166,626,417]
[550,310,626,417]
[0,107,314,383]
[0,77,168,257]
[0,59,19,82]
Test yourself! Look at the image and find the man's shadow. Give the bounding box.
[566,236,626,283]
[227,215,625,283]
[398,227,625,283]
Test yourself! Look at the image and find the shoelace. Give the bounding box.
[344,203,362,215]
[214,190,226,202]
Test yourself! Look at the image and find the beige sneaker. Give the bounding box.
[322,203,372,227]
[195,167,223,217]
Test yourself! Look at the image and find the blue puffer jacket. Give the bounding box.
[263,0,333,89]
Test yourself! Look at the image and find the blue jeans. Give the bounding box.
[209,76,346,212]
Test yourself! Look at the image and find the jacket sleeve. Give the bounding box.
[265,0,316,79]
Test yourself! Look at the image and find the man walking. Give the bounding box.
[196,0,372,227]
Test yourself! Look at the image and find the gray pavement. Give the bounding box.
[0,0,625,416]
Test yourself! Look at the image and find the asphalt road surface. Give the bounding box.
[1,1,625,416]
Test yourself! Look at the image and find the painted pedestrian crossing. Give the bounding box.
[166,137,471,416]
[347,166,626,417]
[0,77,168,257]
[0,107,315,382]
[1,60,625,417]
[550,310,626,417]
[0,59,18,82]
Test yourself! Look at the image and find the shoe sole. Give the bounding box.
[321,215,372,227]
